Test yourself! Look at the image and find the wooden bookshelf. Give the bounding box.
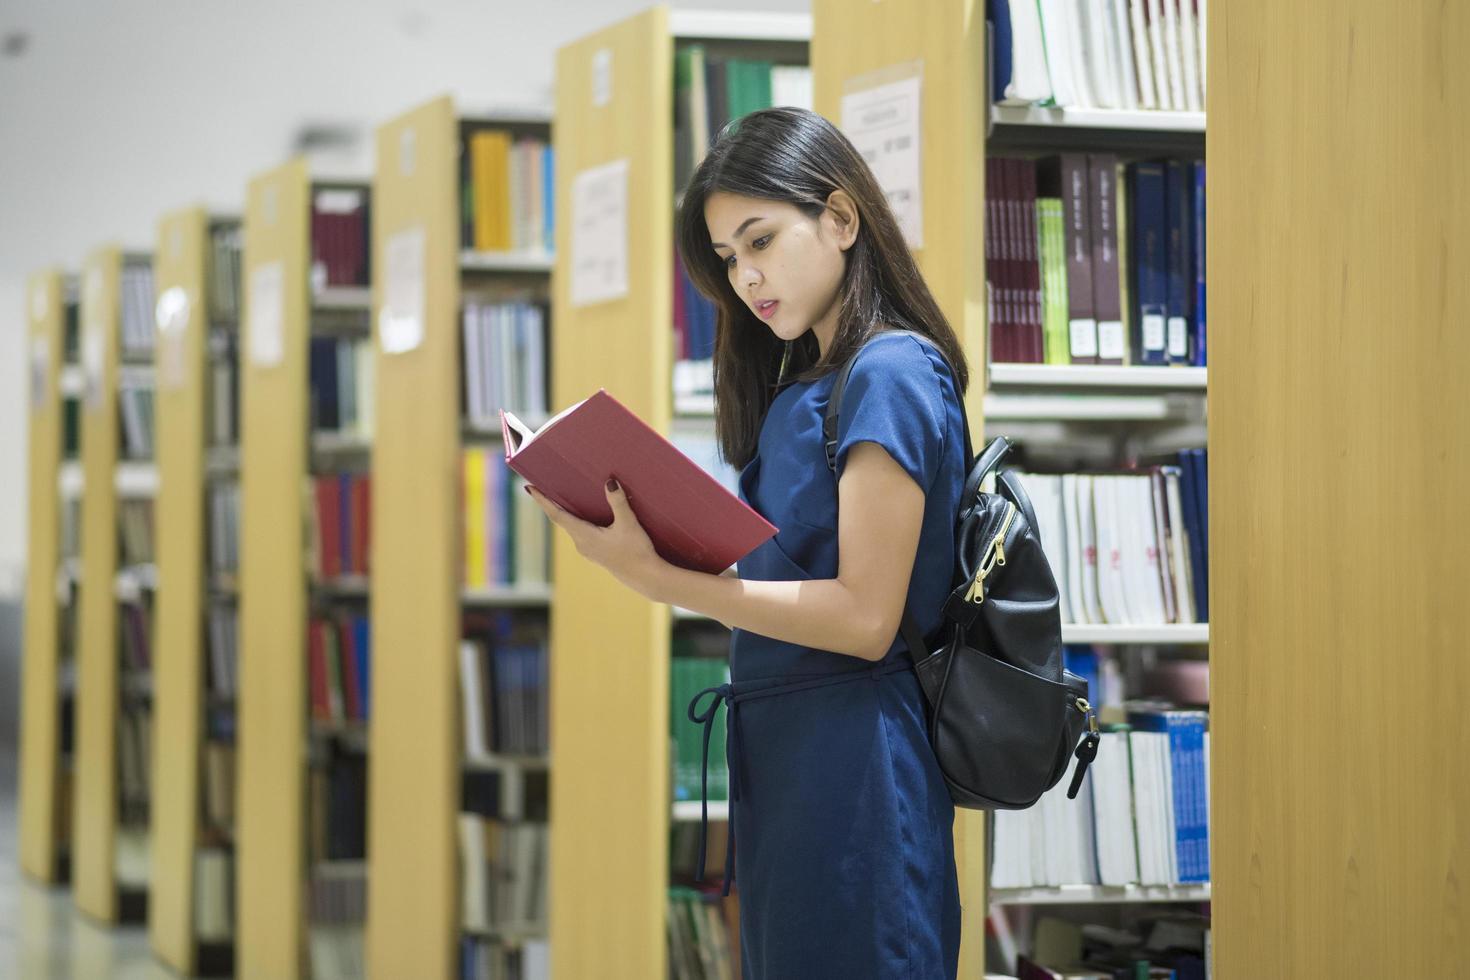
[149,206,237,975]
[72,245,154,925]
[18,269,72,886]
[807,2,990,973]
[240,163,375,979]
[370,94,554,979]
[551,8,813,976]
[239,159,310,979]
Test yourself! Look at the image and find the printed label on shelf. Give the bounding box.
[248,261,285,367]
[155,286,192,389]
[380,225,426,354]
[841,62,924,249]
[29,336,49,412]
[570,158,630,308]
[592,48,613,107]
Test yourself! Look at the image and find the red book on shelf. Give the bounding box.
[314,476,342,580]
[307,621,330,721]
[354,475,371,575]
[500,390,777,575]
[337,616,364,721]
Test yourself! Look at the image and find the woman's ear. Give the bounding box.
[824,189,860,251]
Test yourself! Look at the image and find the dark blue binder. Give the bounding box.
[1165,159,1192,365]
[1191,161,1207,367]
[1129,161,1169,365]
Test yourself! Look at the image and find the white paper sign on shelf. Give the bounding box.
[840,63,925,249]
[592,48,613,107]
[379,225,426,355]
[570,158,630,308]
[248,261,285,367]
[155,286,192,389]
[29,336,49,412]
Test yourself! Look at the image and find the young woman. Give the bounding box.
[527,106,970,978]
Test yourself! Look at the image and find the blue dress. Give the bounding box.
[687,331,966,979]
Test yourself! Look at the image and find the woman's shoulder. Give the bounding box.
[852,328,958,393]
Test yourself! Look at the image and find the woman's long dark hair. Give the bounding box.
[675,106,969,471]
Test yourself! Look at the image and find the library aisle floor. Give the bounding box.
[0,746,170,979]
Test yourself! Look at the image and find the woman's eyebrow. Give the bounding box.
[711,216,764,249]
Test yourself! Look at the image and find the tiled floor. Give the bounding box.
[0,750,174,980]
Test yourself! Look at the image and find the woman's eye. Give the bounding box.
[724,254,737,269]
[753,234,772,250]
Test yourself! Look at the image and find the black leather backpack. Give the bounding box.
[823,329,1100,811]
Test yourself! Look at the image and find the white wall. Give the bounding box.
[0,0,809,594]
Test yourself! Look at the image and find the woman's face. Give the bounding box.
[703,190,859,348]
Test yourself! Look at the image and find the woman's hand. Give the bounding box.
[526,478,670,602]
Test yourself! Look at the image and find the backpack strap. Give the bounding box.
[821,328,973,663]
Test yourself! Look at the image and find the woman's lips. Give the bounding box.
[757,300,779,320]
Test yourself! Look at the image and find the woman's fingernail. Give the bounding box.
[524,485,533,496]
[606,478,619,492]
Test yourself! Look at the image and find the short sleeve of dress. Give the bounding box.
[833,335,947,492]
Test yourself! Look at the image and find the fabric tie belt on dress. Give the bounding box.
[685,657,916,897]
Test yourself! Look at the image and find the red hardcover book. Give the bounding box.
[314,476,342,580]
[307,621,330,721]
[500,390,777,575]
[355,474,372,575]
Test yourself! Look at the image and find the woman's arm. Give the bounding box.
[651,441,923,661]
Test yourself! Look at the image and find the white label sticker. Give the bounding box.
[1069,318,1099,359]
[1166,316,1189,358]
[1097,320,1126,361]
[570,159,630,307]
[1143,313,1167,354]
[380,226,426,354]
[400,126,416,176]
[155,286,192,389]
[592,48,613,107]
[841,69,924,248]
[248,262,285,367]
[29,336,50,412]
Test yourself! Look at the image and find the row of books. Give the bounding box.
[462,300,549,430]
[1024,451,1209,626]
[118,704,152,826]
[311,189,370,289]
[120,381,155,458]
[458,936,550,980]
[989,0,1206,113]
[462,448,550,590]
[309,335,375,437]
[209,482,239,576]
[119,262,156,358]
[668,886,738,980]
[307,862,367,980]
[310,472,372,580]
[209,222,244,323]
[208,329,239,447]
[673,250,716,402]
[462,129,555,254]
[459,632,548,758]
[202,739,234,835]
[992,699,1210,887]
[987,155,1205,366]
[193,848,233,942]
[208,606,238,700]
[119,498,154,567]
[308,613,372,726]
[990,909,1210,980]
[671,654,731,804]
[309,753,368,863]
[120,599,152,672]
[457,814,549,936]
[673,44,812,193]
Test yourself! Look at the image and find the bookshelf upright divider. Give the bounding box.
[370,94,555,980]
[18,269,71,886]
[73,244,156,926]
[149,206,239,976]
[239,160,312,979]
[807,2,990,972]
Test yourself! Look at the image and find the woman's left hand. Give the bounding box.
[526,478,669,602]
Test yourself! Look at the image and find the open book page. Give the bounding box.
[500,396,590,455]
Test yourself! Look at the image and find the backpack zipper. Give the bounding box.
[963,500,1018,605]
